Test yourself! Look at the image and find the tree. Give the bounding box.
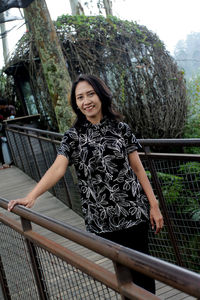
[102,0,112,16]
[68,0,112,16]
[174,33,200,79]
[24,0,75,132]
[83,0,113,16]
[0,12,9,64]
[69,0,84,15]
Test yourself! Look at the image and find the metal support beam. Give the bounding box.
[20,217,49,300]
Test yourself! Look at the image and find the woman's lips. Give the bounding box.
[84,105,95,111]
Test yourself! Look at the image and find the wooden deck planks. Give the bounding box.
[0,165,196,300]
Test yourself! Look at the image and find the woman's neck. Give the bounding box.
[86,114,103,125]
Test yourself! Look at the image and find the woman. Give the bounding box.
[8,74,163,293]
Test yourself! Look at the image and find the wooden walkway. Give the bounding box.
[0,165,195,300]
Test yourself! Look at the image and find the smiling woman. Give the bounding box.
[75,81,103,124]
[70,74,122,128]
[8,74,163,295]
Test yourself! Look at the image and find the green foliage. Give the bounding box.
[158,172,183,205]
[179,161,200,177]
[147,161,200,220]
[180,233,200,272]
[184,74,200,153]
[178,162,200,221]
[184,194,200,221]
[0,70,15,103]
[147,171,183,205]
[147,162,200,272]
[0,70,7,96]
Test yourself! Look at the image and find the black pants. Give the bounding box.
[97,222,155,294]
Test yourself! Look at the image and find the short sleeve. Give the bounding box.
[120,122,142,154]
[57,128,78,165]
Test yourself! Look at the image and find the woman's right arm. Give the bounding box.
[7,155,69,211]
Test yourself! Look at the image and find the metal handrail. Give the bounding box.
[6,123,200,146]
[140,138,200,146]
[6,124,63,138]
[0,197,200,299]
[4,124,200,274]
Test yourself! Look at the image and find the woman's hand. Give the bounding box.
[7,155,69,212]
[150,203,164,234]
[7,197,36,212]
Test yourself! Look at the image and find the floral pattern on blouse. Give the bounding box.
[57,117,149,234]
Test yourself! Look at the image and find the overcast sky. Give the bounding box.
[1,0,200,68]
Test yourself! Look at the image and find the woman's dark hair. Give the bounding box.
[70,74,122,127]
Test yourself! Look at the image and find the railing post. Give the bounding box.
[10,128,25,170]
[20,217,49,300]
[144,146,184,267]
[18,130,34,177]
[113,262,159,300]
[113,262,134,300]
[27,133,42,181]
[0,255,11,300]
[37,133,57,197]
[5,128,16,167]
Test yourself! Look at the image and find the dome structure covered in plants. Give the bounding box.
[7,15,187,138]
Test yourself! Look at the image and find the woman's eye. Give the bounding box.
[76,96,83,101]
[88,92,94,97]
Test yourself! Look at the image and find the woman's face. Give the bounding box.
[75,81,103,124]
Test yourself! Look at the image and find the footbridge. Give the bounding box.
[0,124,200,300]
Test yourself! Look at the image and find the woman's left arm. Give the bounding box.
[128,151,164,234]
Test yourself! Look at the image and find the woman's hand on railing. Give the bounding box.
[7,156,69,212]
[7,197,36,211]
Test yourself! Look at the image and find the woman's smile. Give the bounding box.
[84,104,95,111]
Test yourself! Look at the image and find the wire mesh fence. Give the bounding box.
[141,155,200,272]
[5,125,200,274]
[0,224,39,299]
[1,196,200,300]
[34,246,120,300]
[0,222,120,300]
[6,127,81,214]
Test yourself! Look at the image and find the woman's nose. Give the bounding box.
[83,97,91,104]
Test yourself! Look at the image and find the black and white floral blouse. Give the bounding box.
[57,117,149,234]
